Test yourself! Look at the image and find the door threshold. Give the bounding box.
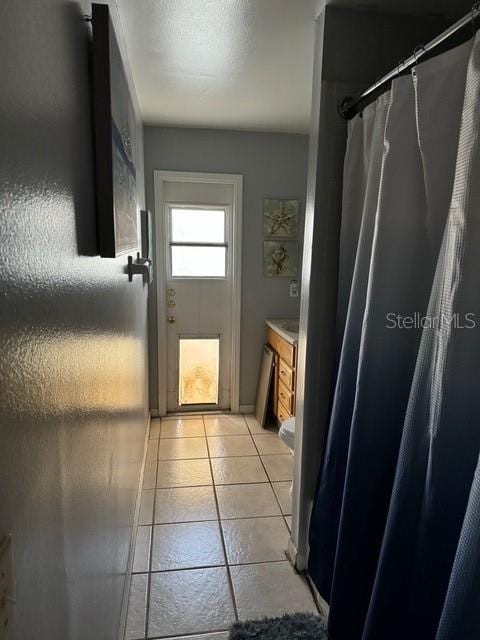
[164,409,235,418]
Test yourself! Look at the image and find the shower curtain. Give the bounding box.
[308,34,480,640]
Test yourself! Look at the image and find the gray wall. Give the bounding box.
[144,127,309,409]
[0,2,148,639]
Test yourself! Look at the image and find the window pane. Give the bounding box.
[171,208,225,243]
[171,245,226,277]
[179,338,219,405]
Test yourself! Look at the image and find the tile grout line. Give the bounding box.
[130,415,291,640]
[155,452,289,460]
[144,433,160,640]
[250,426,287,515]
[152,480,270,491]
[145,476,294,492]
[249,420,319,613]
[246,422,293,522]
[156,434,286,441]
[139,414,293,639]
[134,512,290,533]
[203,414,240,624]
[133,557,291,575]
[147,629,231,640]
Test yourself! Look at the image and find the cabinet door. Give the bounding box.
[272,351,279,415]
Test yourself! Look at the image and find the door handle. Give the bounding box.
[167,316,176,323]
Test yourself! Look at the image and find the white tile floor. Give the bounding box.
[125,414,317,640]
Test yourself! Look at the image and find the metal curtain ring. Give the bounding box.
[413,44,426,66]
[472,2,480,36]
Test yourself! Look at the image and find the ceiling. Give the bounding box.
[324,0,472,18]
[112,0,471,134]
[114,0,321,133]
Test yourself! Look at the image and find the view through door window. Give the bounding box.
[170,208,227,278]
[178,337,220,405]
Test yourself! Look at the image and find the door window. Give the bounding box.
[169,207,227,278]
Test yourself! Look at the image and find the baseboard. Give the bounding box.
[307,575,330,619]
[118,412,151,640]
[286,537,329,619]
[286,536,307,571]
[159,406,255,416]
[239,404,255,413]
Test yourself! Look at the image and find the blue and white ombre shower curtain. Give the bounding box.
[308,33,480,640]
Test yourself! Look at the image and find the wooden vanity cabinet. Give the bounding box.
[266,327,297,424]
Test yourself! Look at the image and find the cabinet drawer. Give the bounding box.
[277,398,292,423]
[267,328,296,368]
[278,359,295,391]
[278,378,294,414]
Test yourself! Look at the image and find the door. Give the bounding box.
[155,171,243,416]
[164,202,233,412]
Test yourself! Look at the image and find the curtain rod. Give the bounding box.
[338,3,480,119]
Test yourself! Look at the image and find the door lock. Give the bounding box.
[167,316,176,323]
[167,288,176,297]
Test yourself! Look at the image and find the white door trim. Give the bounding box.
[154,170,243,416]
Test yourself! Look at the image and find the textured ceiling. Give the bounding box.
[115,0,321,133]
[112,0,471,133]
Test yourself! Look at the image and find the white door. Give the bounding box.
[155,172,243,415]
[165,202,232,411]
[164,202,233,411]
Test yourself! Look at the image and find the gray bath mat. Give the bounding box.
[229,612,328,639]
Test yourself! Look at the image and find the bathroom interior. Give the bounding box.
[2,0,480,639]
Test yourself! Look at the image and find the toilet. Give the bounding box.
[279,417,295,452]
[279,417,295,496]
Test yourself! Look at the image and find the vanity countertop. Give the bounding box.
[266,319,299,345]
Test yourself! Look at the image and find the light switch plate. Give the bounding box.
[0,535,15,639]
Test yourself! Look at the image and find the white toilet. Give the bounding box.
[279,417,295,495]
[279,416,295,452]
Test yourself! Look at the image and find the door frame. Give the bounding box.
[154,170,243,416]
